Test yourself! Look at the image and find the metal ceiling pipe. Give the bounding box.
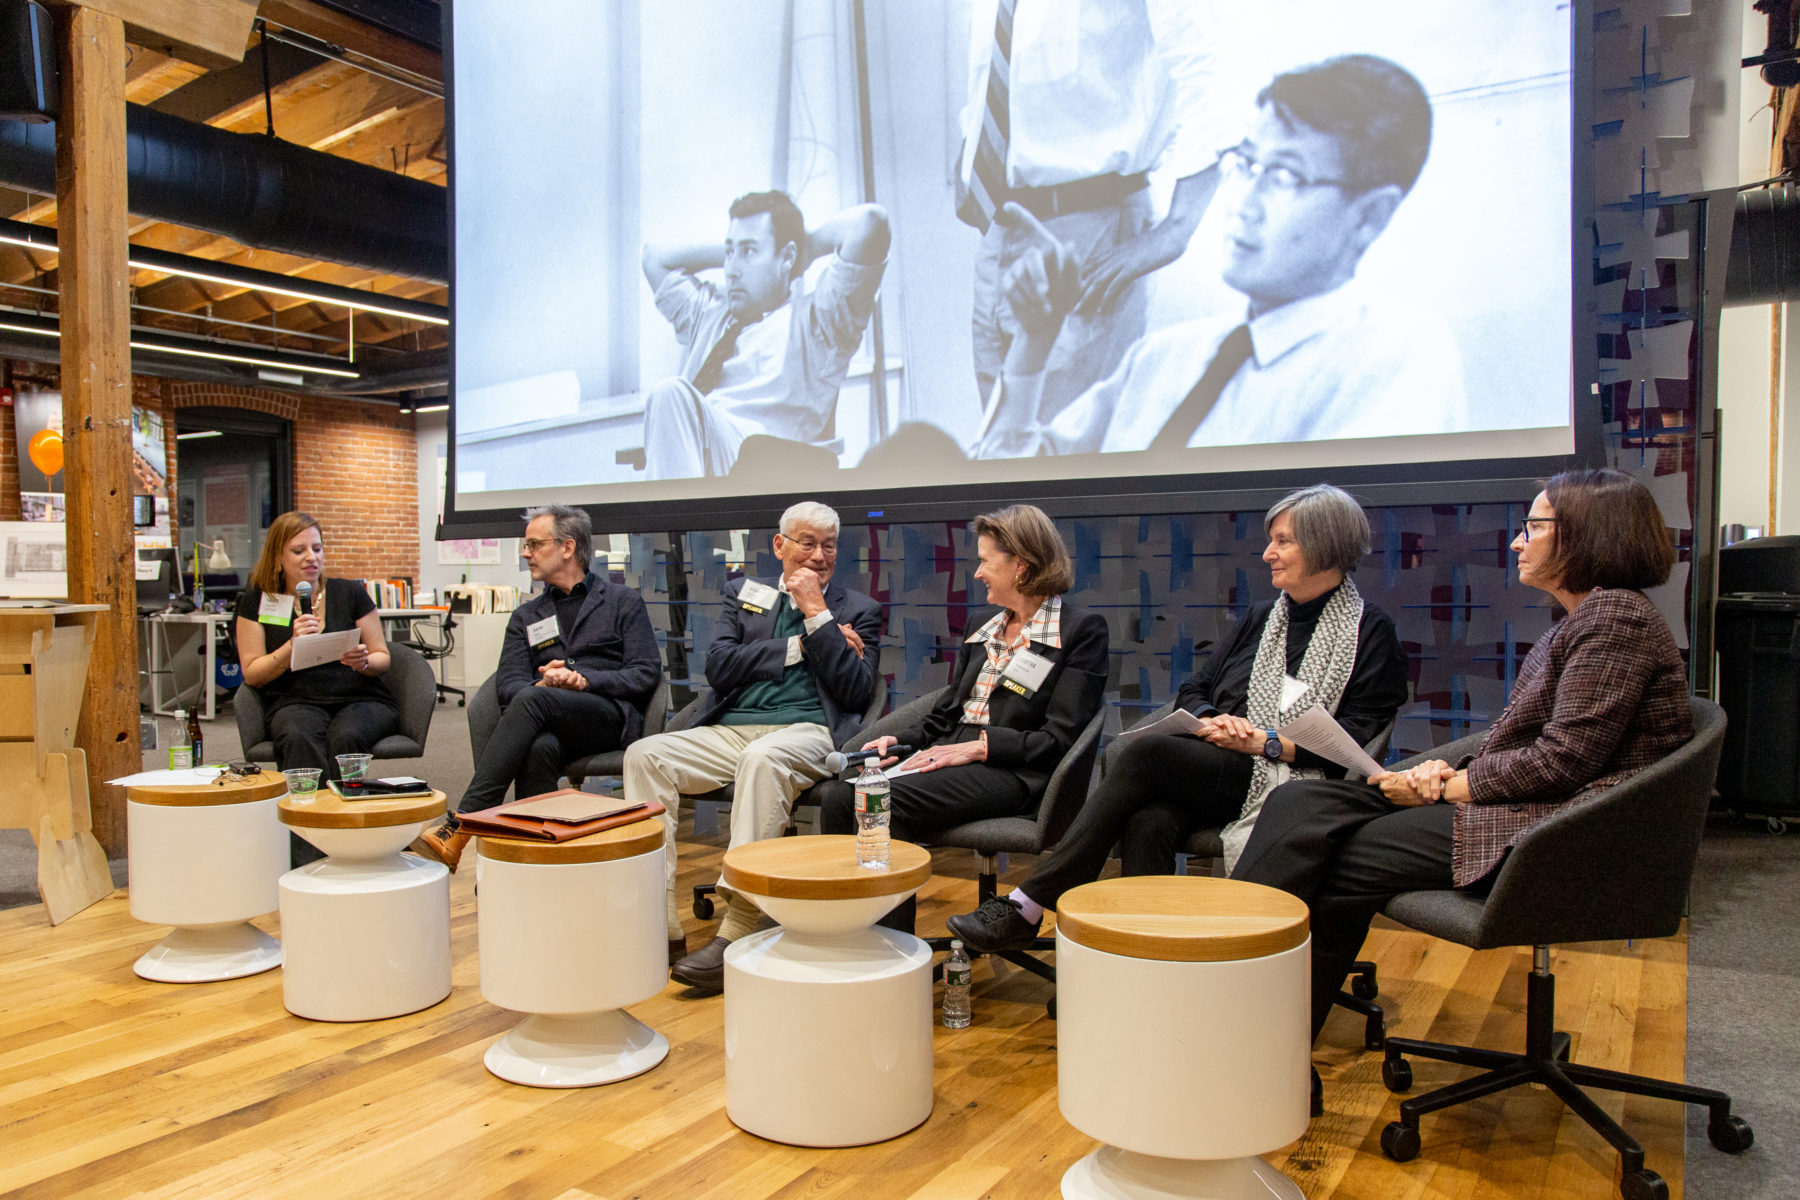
[1726,186,1800,308]
[0,102,447,282]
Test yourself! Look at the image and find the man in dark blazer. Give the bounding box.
[624,500,883,991]
[417,505,661,871]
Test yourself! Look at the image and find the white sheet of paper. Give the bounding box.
[1278,707,1384,778]
[1117,707,1207,738]
[109,767,225,787]
[1280,675,1309,710]
[290,628,360,670]
[882,765,921,779]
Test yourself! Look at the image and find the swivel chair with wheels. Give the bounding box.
[1374,698,1749,1200]
[395,613,464,706]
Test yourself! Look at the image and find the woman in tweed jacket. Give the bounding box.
[1233,468,1692,1053]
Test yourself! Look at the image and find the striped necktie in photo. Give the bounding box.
[957,0,1016,233]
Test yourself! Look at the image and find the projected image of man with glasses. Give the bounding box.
[1000,54,1471,456]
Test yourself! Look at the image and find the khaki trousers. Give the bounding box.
[622,722,837,937]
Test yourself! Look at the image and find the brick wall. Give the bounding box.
[3,361,421,584]
[166,382,420,583]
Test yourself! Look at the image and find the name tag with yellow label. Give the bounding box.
[525,614,560,648]
[999,647,1054,698]
[258,592,295,626]
[738,579,780,615]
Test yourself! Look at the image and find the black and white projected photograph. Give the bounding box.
[449,0,1574,514]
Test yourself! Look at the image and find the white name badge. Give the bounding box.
[525,614,560,648]
[1280,675,1310,711]
[135,558,159,581]
[258,592,295,626]
[999,647,1055,697]
[738,580,780,614]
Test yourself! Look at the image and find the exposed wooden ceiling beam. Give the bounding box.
[256,0,442,84]
[44,0,259,70]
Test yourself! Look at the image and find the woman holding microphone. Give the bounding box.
[235,512,398,863]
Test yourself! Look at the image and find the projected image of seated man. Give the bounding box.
[639,191,889,479]
[999,54,1468,457]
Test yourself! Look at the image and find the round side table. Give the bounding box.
[721,835,934,1147]
[1055,876,1312,1200]
[277,789,451,1021]
[127,771,289,982]
[475,818,669,1087]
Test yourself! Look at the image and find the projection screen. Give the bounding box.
[445,0,1586,532]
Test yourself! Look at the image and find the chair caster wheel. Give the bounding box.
[1352,973,1378,1001]
[1380,1121,1420,1162]
[1046,995,1057,1020]
[692,896,714,920]
[1382,1057,1413,1092]
[1364,1013,1386,1050]
[1620,1169,1668,1200]
[1707,1115,1753,1153]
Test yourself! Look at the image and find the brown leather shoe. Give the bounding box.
[670,936,731,994]
[412,817,470,871]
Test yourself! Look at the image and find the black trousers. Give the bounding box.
[268,697,400,866]
[1230,778,1459,1042]
[816,743,1033,843]
[1018,733,1255,909]
[459,686,627,814]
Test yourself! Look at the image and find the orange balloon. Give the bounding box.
[27,429,62,476]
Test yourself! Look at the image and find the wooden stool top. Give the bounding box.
[279,789,447,829]
[477,817,664,865]
[1056,877,1309,963]
[722,835,930,900]
[126,770,288,807]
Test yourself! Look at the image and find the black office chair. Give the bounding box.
[868,687,1106,1010]
[395,613,464,706]
[1142,699,1397,1048]
[235,640,436,761]
[466,673,670,790]
[1373,698,1749,1200]
[684,679,889,919]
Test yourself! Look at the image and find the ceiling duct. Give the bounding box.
[0,102,447,282]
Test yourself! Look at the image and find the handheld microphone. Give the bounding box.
[825,745,913,773]
[295,580,313,616]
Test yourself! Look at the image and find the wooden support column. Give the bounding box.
[56,5,137,853]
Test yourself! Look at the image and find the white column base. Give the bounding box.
[724,925,934,1147]
[133,922,282,982]
[484,1010,670,1088]
[1061,1147,1304,1200]
[278,853,451,1021]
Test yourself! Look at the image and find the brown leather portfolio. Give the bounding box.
[454,789,666,842]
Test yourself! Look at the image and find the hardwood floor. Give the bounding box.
[0,832,1688,1199]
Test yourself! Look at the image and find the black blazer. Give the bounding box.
[495,572,663,742]
[897,601,1110,798]
[695,575,884,745]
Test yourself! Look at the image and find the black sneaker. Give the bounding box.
[946,895,1041,954]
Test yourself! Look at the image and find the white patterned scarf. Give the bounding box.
[1220,577,1366,871]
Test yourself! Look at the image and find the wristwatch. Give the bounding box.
[1262,729,1283,761]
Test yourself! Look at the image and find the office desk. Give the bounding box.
[143,611,230,720]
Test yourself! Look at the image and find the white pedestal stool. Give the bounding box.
[278,789,451,1021]
[475,818,670,1087]
[126,770,289,982]
[1055,876,1312,1200]
[722,835,934,1147]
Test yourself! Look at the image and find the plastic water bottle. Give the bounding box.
[167,710,192,770]
[943,940,972,1028]
[854,759,891,868]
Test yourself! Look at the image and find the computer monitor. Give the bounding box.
[135,548,181,613]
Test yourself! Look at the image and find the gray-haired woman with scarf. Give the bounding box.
[947,483,1410,955]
